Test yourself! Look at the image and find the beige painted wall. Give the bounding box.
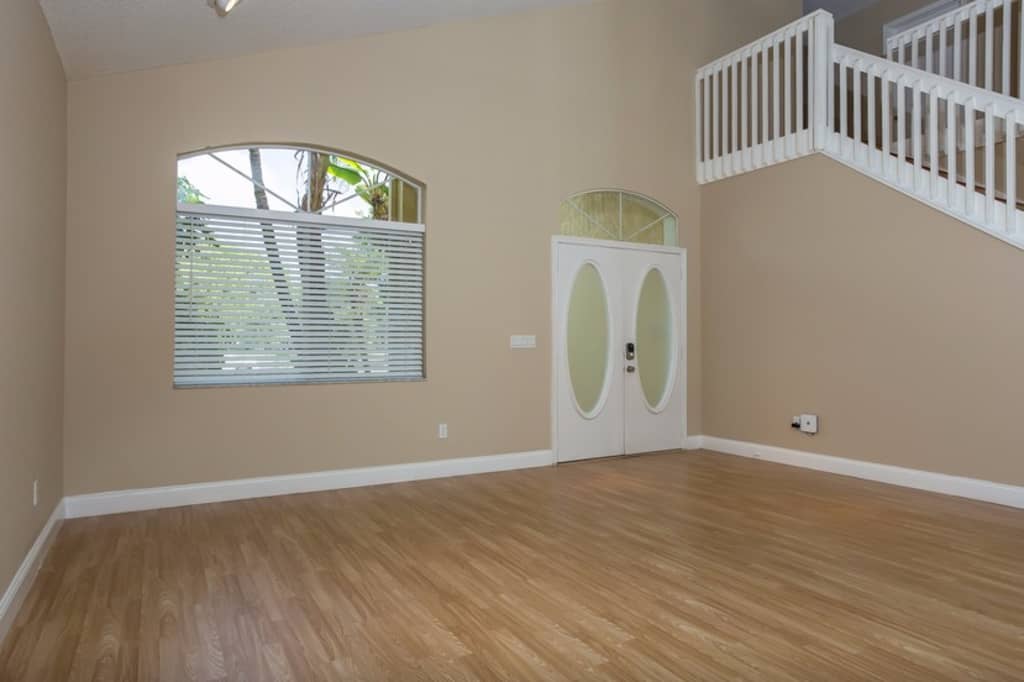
[63,0,802,495]
[0,2,67,595]
[701,154,1024,486]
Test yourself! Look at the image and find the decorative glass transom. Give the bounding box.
[560,190,677,246]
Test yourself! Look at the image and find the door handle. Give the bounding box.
[625,342,635,361]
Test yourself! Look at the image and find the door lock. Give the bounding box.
[625,342,636,361]
[626,365,636,373]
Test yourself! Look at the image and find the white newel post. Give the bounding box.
[812,11,835,152]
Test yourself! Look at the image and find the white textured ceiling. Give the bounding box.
[41,0,590,80]
[804,0,880,20]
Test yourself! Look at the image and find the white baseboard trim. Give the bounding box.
[699,436,1024,510]
[64,450,555,519]
[683,435,705,450]
[0,500,65,646]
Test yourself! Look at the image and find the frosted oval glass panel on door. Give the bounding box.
[567,263,610,416]
[636,267,673,410]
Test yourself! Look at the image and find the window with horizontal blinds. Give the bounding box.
[174,204,425,387]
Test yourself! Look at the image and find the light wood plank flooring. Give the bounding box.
[2,451,1023,680]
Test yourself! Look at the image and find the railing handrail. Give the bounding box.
[885,0,1013,50]
[835,44,1023,113]
[696,9,833,78]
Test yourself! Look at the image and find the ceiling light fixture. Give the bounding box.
[208,0,243,17]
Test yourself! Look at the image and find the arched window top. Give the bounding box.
[560,190,677,246]
[177,145,423,224]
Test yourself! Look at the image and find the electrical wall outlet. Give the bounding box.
[438,423,448,440]
[800,414,819,435]
[33,479,38,507]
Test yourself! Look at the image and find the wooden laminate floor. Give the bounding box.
[2,451,1023,681]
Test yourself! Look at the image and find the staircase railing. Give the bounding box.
[697,9,1024,248]
[695,11,834,183]
[886,0,1023,99]
[833,44,1023,237]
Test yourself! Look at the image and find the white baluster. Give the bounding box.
[854,60,862,162]
[947,90,958,211]
[985,103,995,223]
[1006,110,1016,233]
[913,80,923,193]
[985,4,994,91]
[722,63,730,175]
[774,38,782,158]
[785,31,793,157]
[712,68,719,178]
[763,42,771,164]
[926,25,934,74]
[731,57,738,173]
[752,49,761,166]
[797,27,805,152]
[939,18,947,78]
[954,12,962,83]
[811,14,822,152]
[966,97,976,216]
[697,73,704,182]
[703,73,711,179]
[929,87,939,199]
[868,65,877,170]
[969,10,978,86]
[898,75,907,186]
[882,71,892,178]
[741,53,749,170]
[1003,0,1012,94]
[840,57,848,157]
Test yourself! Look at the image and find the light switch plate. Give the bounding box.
[510,335,537,349]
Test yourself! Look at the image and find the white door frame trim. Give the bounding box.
[550,236,688,463]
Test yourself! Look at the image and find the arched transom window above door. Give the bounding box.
[560,190,678,246]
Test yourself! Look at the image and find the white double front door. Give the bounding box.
[553,238,686,462]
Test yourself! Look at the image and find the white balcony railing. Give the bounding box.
[695,11,834,183]
[697,8,1024,249]
[886,0,1023,99]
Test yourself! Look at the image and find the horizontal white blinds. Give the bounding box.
[175,204,425,387]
